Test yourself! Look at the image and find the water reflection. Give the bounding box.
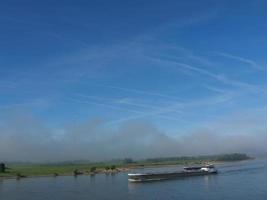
[128,181,138,194]
[203,175,214,191]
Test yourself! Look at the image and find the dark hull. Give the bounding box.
[128,171,217,182]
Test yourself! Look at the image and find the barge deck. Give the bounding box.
[128,164,218,182]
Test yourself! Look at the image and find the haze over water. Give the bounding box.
[1,159,266,200]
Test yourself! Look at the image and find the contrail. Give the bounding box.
[67,98,144,114]
[93,83,184,101]
[146,55,262,93]
[67,98,185,125]
[216,52,264,70]
[75,94,183,114]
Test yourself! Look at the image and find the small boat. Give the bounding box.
[128,164,217,182]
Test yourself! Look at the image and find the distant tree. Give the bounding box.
[105,166,110,170]
[110,165,116,170]
[0,163,6,173]
[124,158,134,164]
[214,153,250,161]
[73,169,79,176]
[73,169,83,176]
[90,167,96,172]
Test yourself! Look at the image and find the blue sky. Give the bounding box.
[1,0,267,136]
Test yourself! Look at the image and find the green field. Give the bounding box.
[0,153,251,178]
[0,163,121,178]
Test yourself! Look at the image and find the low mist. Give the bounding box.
[0,110,267,162]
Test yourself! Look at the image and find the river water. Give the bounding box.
[0,159,267,200]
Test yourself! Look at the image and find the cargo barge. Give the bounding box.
[128,164,217,182]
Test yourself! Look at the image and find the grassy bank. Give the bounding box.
[0,153,251,179]
[0,163,124,178]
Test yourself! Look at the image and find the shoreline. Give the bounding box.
[0,159,253,181]
[0,167,130,180]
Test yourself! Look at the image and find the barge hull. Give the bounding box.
[128,171,217,182]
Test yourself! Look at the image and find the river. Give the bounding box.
[0,159,267,200]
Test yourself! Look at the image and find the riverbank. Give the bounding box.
[0,153,252,179]
[0,164,131,180]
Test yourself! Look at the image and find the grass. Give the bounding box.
[0,163,121,178]
[0,160,217,178]
[0,153,251,178]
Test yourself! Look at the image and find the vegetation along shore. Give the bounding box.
[0,153,251,179]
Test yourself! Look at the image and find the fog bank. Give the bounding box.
[0,111,267,162]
